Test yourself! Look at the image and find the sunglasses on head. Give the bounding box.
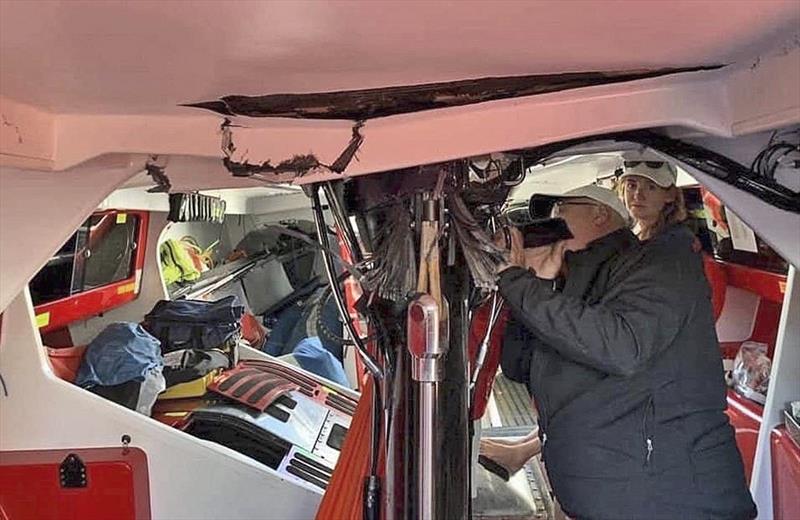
[624,160,665,169]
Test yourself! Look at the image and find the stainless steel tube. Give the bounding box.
[407,294,448,520]
[419,382,437,520]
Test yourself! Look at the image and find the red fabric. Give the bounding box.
[46,345,87,383]
[316,378,382,520]
[468,301,510,420]
[240,312,267,349]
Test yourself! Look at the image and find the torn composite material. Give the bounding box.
[184,68,718,121]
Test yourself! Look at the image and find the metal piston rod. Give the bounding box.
[407,295,448,520]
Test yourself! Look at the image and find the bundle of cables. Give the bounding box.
[751,130,800,186]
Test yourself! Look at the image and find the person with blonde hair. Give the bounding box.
[616,153,687,240]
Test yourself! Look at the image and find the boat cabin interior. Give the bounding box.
[1,2,799,520]
[2,133,799,520]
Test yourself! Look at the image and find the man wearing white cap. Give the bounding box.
[495,180,755,518]
[540,184,631,254]
[488,185,637,475]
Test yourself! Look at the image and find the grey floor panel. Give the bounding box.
[492,374,536,429]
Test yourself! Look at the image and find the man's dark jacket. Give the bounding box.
[498,225,756,520]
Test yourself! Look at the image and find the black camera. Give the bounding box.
[502,194,573,248]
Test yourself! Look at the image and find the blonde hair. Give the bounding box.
[616,180,687,240]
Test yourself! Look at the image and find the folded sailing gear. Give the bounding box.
[179,235,217,272]
[292,337,349,388]
[158,369,222,400]
[74,323,165,415]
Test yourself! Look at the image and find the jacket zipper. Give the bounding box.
[642,395,654,467]
[531,348,549,442]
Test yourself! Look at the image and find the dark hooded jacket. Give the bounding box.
[498,224,756,520]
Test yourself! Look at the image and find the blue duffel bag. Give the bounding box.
[143,295,245,354]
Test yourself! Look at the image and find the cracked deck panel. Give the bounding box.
[184,67,719,121]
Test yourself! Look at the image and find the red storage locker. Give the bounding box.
[0,447,150,520]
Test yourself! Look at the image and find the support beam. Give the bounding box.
[750,266,800,519]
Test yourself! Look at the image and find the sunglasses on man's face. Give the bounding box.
[550,200,598,217]
[554,200,597,208]
[624,160,666,169]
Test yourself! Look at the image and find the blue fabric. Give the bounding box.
[263,304,303,357]
[263,293,344,361]
[76,323,163,388]
[292,337,349,387]
[317,298,344,361]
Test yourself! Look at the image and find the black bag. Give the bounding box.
[162,349,230,387]
[144,296,245,387]
[144,296,245,353]
[90,380,141,410]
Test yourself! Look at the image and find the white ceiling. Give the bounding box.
[1,0,798,116]
[508,153,701,204]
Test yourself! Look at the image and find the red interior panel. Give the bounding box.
[771,426,800,520]
[702,254,727,321]
[710,256,784,360]
[724,389,763,483]
[35,211,149,333]
[0,447,150,520]
[722,261,787,305]
[748,300,782,359]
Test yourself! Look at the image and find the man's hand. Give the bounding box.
[495,227,567,280]
[495,226,525,272]
[523,241,567,280]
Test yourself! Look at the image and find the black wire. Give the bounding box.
[370,382,382,474]
[763,144,797,180]
[0,372,8,397]
[752,142,798,181]
[768,148,795,180]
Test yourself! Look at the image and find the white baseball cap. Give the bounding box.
[529,185,630,225]
[619,152,677,188]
